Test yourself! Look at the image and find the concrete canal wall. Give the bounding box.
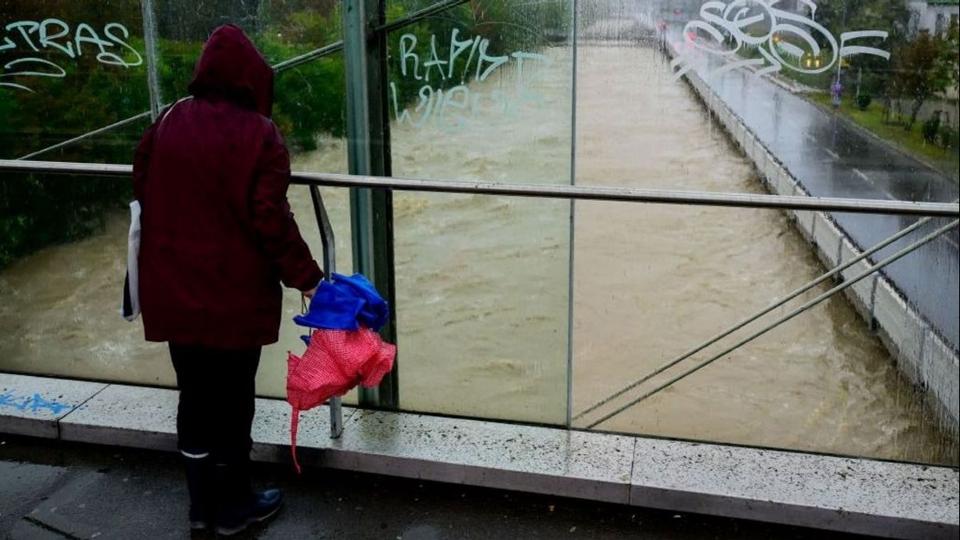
[663,41,959,435]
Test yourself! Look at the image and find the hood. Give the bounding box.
[188,25,274,117]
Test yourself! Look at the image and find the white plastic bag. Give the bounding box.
[121,200,142,321]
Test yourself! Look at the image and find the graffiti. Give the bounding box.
[0,391,74,415]
[670,0,890,81]
[390,29,550,132]
[0,18,143,93]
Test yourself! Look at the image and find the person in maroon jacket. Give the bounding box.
[133,25,322,535]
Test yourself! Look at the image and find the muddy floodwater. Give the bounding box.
[1,44,955,465]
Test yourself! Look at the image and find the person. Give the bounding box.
[132,24,323,536]
[831,79,843,110]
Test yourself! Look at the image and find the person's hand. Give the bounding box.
[302,286,318,299]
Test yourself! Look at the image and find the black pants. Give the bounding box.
[169,343,261,464]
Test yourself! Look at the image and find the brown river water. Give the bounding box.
[1,44,955,465]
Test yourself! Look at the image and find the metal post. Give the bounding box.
[309,186,343,438]
[140,0,164,120]
[565,0,579,429]
[342,0,398,409]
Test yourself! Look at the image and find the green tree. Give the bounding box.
[813,0,911,111]
[944,19,960,90]
[814,0,911,42]
[893,31,951,130]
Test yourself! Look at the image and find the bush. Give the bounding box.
[856,93,872,111]
[939,126,955,150]
[922,115,941,144]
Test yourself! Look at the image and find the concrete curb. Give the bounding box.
[1,373,958,539]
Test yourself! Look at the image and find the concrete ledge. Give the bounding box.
[2,373,958,539]
[323,409,635,505]
[0,374,107,439]
[249,398,357,463]
[56,383,359,458]
[631,439,958,540]
[59,384,179,451]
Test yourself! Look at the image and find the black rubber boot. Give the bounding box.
[214,462,283,537]
[182,452,214,530]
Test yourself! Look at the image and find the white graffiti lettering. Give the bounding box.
[391,30,549,132]
[0,18,142,93]
[670,0,890,81]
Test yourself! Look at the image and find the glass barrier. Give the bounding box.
[0,0,153,387]
[567,0,958,466]
[577,0,959,197]
[0,0,150,161]
[0,0,351,401]
[570,198,958,465]
[1,1,957,466]
[385,0,574,424]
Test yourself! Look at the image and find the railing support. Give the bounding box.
[308,186,344,438]
[139,0,164,121]
[343,0,399,409]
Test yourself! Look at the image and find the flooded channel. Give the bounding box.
[1,43,955,465]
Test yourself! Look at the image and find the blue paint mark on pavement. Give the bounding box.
[0,391,74,415]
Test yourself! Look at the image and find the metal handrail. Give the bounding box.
[3,157,958,433]
[2,159,958,217]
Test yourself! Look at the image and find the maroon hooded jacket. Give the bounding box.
[133,25,322,349]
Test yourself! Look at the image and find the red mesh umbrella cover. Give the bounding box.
[287,327,395,472]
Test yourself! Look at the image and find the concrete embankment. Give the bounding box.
[661,38,959,436]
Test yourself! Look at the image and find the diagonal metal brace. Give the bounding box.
[584,219,960,429]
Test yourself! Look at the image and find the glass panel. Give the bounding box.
[0,0,154,384]
[153,0,343,103]
[387,0,574,424]
[571,0,958,466]
[0,0,150,161]
[1,1,351,401]
[576,0,959,196]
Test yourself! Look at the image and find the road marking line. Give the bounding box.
[849,167,894,200]
[824,148,840,160]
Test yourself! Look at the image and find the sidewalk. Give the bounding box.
[0,436,869,540]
